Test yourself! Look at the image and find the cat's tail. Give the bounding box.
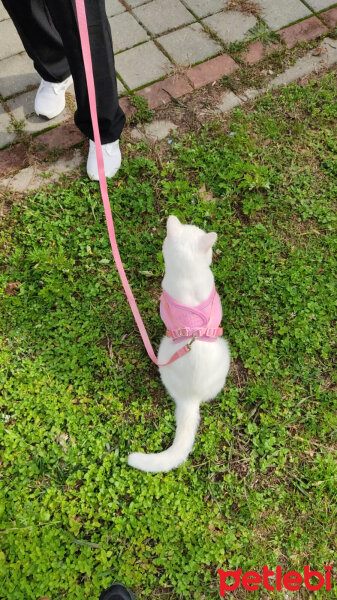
[127,400,200,473]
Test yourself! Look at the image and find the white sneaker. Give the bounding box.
[34,75,73,119]
[86,139,122,181]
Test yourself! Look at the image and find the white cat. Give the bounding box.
[128,215,230,473]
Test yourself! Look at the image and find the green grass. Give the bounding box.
[1,73,336,600]
[129,94,154,125]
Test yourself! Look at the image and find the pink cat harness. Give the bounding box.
[160,285,223,344]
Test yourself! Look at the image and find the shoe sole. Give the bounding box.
[35,109,65,120]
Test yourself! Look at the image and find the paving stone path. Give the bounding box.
[0,0,337,149]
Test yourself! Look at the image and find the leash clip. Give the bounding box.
[186,336,196,352]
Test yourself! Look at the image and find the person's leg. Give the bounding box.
[45,0,125,144]
[1,0,70,83]
[2,0,124,176]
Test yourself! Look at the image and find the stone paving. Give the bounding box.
[1,35,337,189]
[0,0,337,149]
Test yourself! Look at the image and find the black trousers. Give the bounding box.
[1,0,125,143]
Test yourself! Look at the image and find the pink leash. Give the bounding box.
[74,0,193,367]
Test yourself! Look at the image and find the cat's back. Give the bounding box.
[158,335,230,403]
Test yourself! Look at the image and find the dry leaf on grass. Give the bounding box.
[5,281,21,295]
[198,184,218,203]
[56,433,70,453]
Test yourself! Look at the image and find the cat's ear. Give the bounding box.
[199,232,217,253]
[167,215,182,237]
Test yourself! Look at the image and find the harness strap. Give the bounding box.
[166,327,223,340]
[74,0,193,366]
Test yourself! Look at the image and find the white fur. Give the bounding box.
[128,216,230,473]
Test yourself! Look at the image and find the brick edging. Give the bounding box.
[0,122,85,178]
[1,8,337,178]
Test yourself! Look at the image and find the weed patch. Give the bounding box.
[0,73,336,600]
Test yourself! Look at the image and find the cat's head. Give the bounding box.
[163,215,217,272]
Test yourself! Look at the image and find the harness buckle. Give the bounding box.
[178,328,189,337]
